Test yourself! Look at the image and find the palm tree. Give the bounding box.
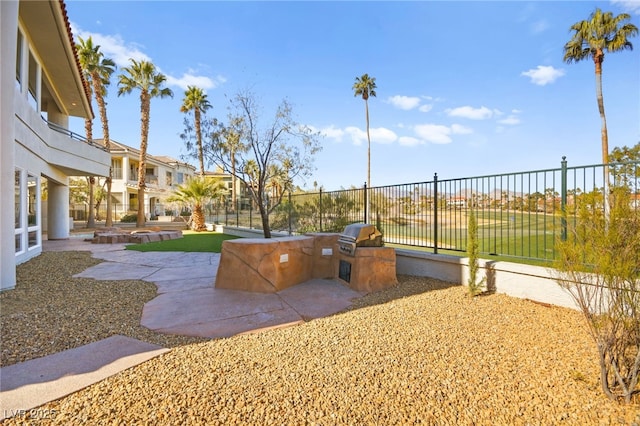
[77,36,117,226]
[166,177,227,231]
[180,86,212,176]
[563,9,637,167]
[353,73,377,222]
[117,59,173,227]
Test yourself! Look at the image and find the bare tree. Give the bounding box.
[208,90,321,238]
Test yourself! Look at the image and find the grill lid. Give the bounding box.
[338,223,383,246]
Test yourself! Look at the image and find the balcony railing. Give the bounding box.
[41,116,108,151]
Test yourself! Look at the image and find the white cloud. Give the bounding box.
[612,0,640,15]
[166,73,226,91]
[344,126,397,145]
[370,127,398,144]
[388,95,421,110]
[317,125,345,142]
[71,23,225,91]
[521,65,565,85]
[498,115,521,125]
[530,19,549,34]
[398,136,423,147]
[345,127,366,145]
[451,124,473,134]
[418,104,433,113]
[446,106,494,120]
[71,23,150,67]
[414,124,454,144]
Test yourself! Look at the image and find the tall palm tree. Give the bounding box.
[117,59,173,227]
[353,73,377,222]
[77,36,117,226]
[563,8,637,167]
[180,86,212,176]
[166,176,227,231]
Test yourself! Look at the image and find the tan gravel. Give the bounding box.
[2,251,640,425]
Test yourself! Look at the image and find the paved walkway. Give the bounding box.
[1,235,362,419]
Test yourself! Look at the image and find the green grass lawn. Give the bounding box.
[125,232,239,253]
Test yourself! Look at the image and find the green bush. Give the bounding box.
[119,213,137,223]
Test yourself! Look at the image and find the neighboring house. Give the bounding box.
[1,0,111,291]
[95,139,197,219]
[205,166,250,209]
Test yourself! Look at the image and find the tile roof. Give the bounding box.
[58,0,93,116]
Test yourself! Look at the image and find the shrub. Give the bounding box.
[119,213,137,223]
[467,208,486,297]
[553,185,640,403]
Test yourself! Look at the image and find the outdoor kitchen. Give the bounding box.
[215,224,397,293]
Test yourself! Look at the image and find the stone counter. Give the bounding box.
[215,234,398,294]
[215,236,337,293]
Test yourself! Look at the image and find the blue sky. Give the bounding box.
[66,0,640,191]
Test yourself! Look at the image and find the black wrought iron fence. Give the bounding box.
[209,157,638,262]
[73,158,638,262]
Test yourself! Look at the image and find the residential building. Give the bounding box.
[1,0,111,290]
[94,139,197,219]
[205,166,251,210]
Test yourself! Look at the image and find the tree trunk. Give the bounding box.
[137,91,150,228]
[365,99,371,223]
[84,118,95,227]
[93,71,113,227]
[192,204,206,231]
[594,50,610,219]
[87,176,95,227]
[258,199,271,238]
[105,176,113,226]
[231,152,237,211]
[195,109,205,176]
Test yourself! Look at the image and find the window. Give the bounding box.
[14,170,41,252]
[16,30,23,89]
[129,163,138,181]
[27,174,37,227]
[176,172,184,184]
[28,50,38,111]
[166,171,173,186]
[112,158,122,179]
[14,170,21,229]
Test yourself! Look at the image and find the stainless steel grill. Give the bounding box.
[337,223,383,256]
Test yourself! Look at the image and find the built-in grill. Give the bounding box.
[337,223,383,256]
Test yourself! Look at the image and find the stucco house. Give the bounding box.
[93,138,196,219]
[1,0,111,291]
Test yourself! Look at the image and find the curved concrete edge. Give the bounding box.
[0,335,169,420]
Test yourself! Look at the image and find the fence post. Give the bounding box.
[319,188,323,232]
[288,191,292,236]
[236,199,240,227]
[433,173,438,254]
[561,156,567,241]
[363,182,368,224]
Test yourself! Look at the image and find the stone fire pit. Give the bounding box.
[90,227,183,244]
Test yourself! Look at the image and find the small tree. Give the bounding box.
[166,177,226,231]
[553,183,640,402]
[207,90,321,238]
[467,208,485,297]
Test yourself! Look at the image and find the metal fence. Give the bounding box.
[207,158,639,262]
[71,158,639,262]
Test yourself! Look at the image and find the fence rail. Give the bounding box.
[208,158,639,262]
[72,158,639,262]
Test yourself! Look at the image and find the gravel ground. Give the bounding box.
[2,251,640,425]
